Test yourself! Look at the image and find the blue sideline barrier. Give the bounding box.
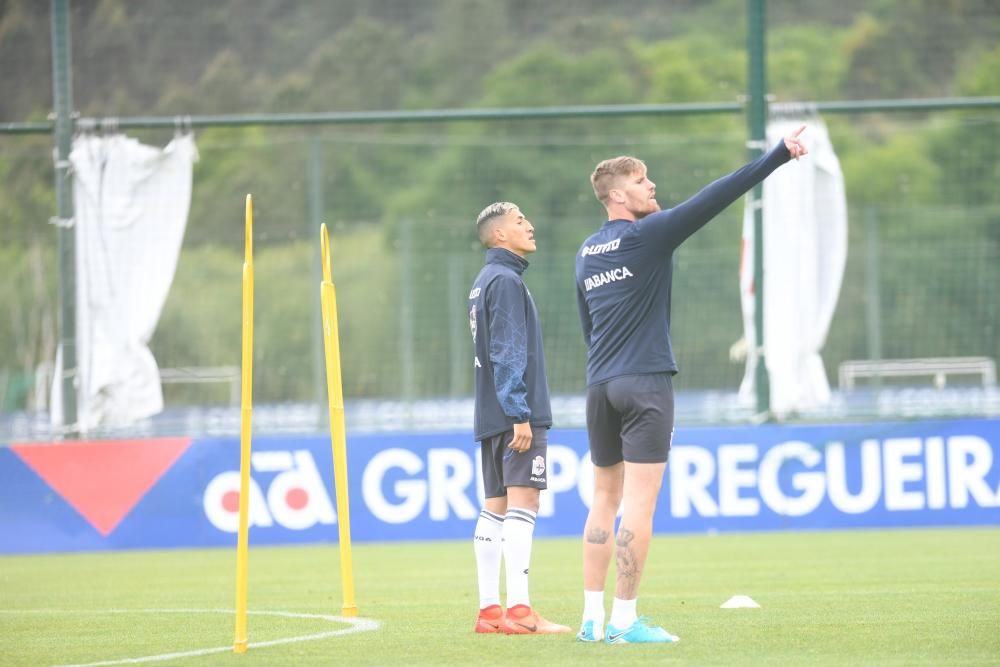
[1,418,998,553]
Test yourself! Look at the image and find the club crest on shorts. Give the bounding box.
[531,455,545,477]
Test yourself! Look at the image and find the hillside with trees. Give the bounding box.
[1,0,998,411]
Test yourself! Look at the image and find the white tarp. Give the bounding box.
[737,117,847,418]
[51,133,198,432]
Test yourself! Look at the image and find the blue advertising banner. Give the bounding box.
[1,419,998,553]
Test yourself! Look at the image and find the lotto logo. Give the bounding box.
[203,450,336,532]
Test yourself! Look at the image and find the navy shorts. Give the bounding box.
[480,426,549,498]
[586,372,675,466]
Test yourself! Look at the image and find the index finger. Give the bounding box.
[793,125,806,137]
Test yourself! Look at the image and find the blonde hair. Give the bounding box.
[476,201,519,247]
[590,156,646,206]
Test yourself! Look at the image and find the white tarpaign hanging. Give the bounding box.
[737,116,848,418]
[51,132,198,432]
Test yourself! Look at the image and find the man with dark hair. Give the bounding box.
[468,202,571,636]
[575,128,808,645]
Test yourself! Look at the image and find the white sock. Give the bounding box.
[474,510,504,609]
[609,597,638,629]
[583,590,605,626]
[502,507,536,608]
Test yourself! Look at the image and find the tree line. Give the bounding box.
[1,0,998,409]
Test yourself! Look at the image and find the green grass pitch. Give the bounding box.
[2,527,999,666]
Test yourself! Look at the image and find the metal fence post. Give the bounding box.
[309,138,326,411]
[51,0,77,433]
[747,0,770,417]
[399,218,416,400]
[864,207,884,400]
[448,254,466,396]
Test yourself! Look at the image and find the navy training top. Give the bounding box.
[575,141,792,386]
[469,247,553,441]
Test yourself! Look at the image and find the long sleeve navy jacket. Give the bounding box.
[469,247,553,441]
[575,141,792,386]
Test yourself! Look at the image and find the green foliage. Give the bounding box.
[929,46,1000,217]
[840,0,1000,100]
[0,240,55,409]
[0,136,55,246]
[639,35,744,103]
[153,245,243,375]
[403,0,512,109]
[277,16,409,112]
[0,0,50,120]
[154,226,402,402]
[768,25,848,101]
[182,128,314,248]
[840,132,941,206]
[2,1,999,411]
[959,43,1000,98]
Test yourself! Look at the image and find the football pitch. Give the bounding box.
[2,527,998,666]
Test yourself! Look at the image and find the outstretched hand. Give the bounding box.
[784,125,809,160]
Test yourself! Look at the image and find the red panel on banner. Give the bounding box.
[11,438,192,536]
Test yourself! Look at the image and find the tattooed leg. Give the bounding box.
[613,461,666,601]
[586,527,610,544]
[615,528,641,598]
[583,462,624,592]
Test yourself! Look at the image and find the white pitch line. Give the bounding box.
[0,608,380,667]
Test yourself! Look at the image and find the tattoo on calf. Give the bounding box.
[586,527,610,544]
[615,528,640,598]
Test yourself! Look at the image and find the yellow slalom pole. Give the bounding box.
[319,223,357,617]
[234,194,254,654]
